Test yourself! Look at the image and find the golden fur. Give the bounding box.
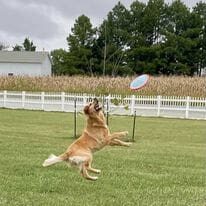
[43,98,131,180]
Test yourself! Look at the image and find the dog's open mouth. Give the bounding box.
[94,104,102,111]
[93,98,102,111]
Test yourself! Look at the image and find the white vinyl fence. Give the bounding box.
[0,90,206,120]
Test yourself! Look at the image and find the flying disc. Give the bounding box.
[130,74,149,90]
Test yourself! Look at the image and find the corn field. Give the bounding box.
[0,75,205,97]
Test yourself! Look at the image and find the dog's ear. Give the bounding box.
[84,105,90,115]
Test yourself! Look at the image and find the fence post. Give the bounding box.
[83,93,87,106]
[3,90,7,108]
[185,96,190,119]
[61,92,65,111]
[74,97,77,138]
[22,91,25,109]
[41,92,45,110]
[130,95,135,115]
[157,95,161,117]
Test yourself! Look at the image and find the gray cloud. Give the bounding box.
[9,0,135,26]
[0,0,202,51]
[14,0,199,23]
[0,0,61,39]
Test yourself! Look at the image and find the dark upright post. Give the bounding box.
[106,97,109,126]
[132,110,136,142]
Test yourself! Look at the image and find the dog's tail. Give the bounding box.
[42,153,69,167]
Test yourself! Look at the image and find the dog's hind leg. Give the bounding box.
[87,166,101,174]
[87,160,101,174]
[80,162,98,181]
[69,155,98,180]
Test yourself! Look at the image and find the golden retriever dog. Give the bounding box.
[43,98,131,180]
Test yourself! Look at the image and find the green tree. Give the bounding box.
[51,49,83,75]
[13,44,23,51]
[129,0,146,48]
[165,0,190,35]
[95,2,133,76]
[142,0,167,45]
[128,45,161,74]
[127,0,167,74]
[160,33,192,75]
[66,15,96,75]
[50,0,206,76]
[0,42,9,51]
[23,38,36,51]
[161,0,204,75]
[51,49,67,75]
[193,1,206,75]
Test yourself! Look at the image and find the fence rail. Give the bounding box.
[0,90,205,120]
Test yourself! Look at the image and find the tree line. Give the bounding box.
[0,38,36,52]
[1,0,205,76]
[51,0,206,76]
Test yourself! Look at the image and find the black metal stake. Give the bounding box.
[106,97,109,126]
[102,96,105,111]
[74,97,77,139]
[132,110,136,142]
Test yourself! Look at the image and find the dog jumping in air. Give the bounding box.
[42,98,131,180]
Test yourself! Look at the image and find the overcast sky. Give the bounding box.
[0,0,201,51]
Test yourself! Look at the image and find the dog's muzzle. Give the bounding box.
[93,98,102,111]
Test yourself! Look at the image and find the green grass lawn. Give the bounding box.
[0,109,205,206]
